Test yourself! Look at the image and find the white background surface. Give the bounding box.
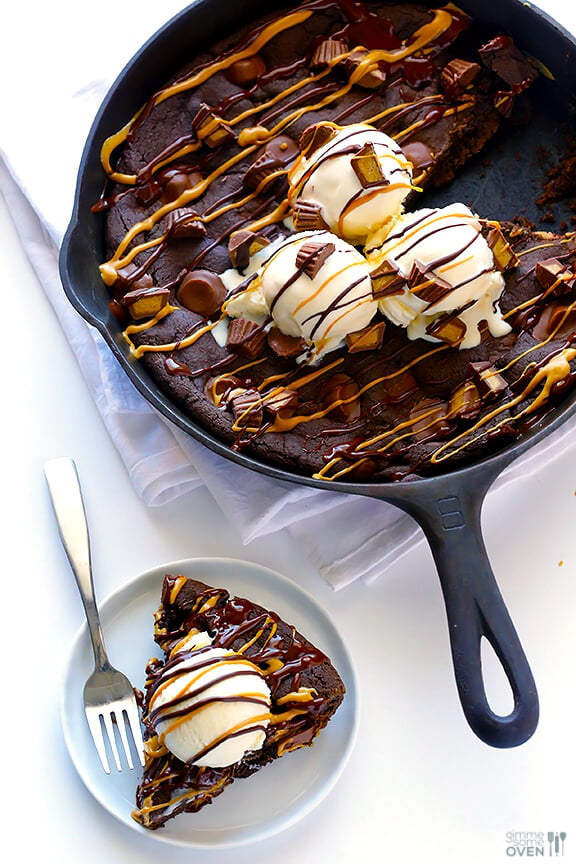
[1,1,575,862]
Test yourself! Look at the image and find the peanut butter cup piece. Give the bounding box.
[532,303,576,341]
[177,270,226,318]
[426,313,467,347]
[371,260,405,298]
[243,135,298,190]
[401,141,435,172]
[440,58,480,97]
[299,122,338,158]
[487,227,519,272]
[344,49,386,89]
[322,373,361,421]
[262,388,299,419]
[351,142,387,188]
[468,361,508,401]
[408,261,453,305]
[292,199,328,232]
[226,53,267,86]
[226,318,267,358]
[230,388,264,429]
[123,286,170,320]
[534,258,576,295]
[346,321,386,353]
[311,38,349,68]
[295,240,335,278]
[410,398,452,441]
[205,374,242,404]
[228,229,270,271]
[166,207,206,239]
[192,103,235,148]
[159,167,202,203]
[449,380,482,420]
[267,327,307,357]
[114,262,153,293]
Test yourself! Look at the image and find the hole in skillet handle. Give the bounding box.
[391,462,539,748]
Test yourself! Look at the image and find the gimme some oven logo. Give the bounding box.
[505,831,567,857]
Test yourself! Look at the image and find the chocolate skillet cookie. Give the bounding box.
[95,0,576,482]
[133,575,346,829]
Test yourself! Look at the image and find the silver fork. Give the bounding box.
[44,457,145,774]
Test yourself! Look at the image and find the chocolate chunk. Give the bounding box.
[426,313,467,347]
[226,318,267,358]
[295,240,335,278]
[299,123,338,158]
[311,38,349,68]
[322,373,361,421]
[410,398,452,441]
[159,167,202,203]
[401,141,435,171]
[344,49,386,89]
[226,54,267,86]
[478,35,538,90]
[408,261,453,305]
[440,58,480,97]
[228,229,270,271]
[534,258,576,295]
[346,320,386,353]
[487,227,519,272]
[177,270,226,318]
[166,207,206,239]
[123,286,170,320]
[449,380,482,420]
[370,259,405,298]
[192,103,235,148]
[292,199,328,231]
[351,142,387,188]
[468,361,508,401]
[267,327,307,357]
[230,388,264,429]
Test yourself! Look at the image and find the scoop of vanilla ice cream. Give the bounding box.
[287,123,413,244]
[365,203,512,349]
[225,230,377,359]
[149,631,271,768]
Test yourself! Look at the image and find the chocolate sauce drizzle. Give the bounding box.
[133,575,343,830]
[97,0,576,484]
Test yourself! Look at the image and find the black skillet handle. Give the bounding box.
[403,472,539,748]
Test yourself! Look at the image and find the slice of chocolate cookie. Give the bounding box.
[133,575,346,830]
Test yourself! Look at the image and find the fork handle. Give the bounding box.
[44,458,108,671]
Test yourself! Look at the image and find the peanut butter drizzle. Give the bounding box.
[102,4,467,289]
[314,302,576,479]
[99,2,575,489]
[101,7,316,181]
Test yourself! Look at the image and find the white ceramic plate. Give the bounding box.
[61,557,359,847]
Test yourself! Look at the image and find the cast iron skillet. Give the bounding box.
[59,0,576,748]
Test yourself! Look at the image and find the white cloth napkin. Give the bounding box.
[1,0,575,589]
